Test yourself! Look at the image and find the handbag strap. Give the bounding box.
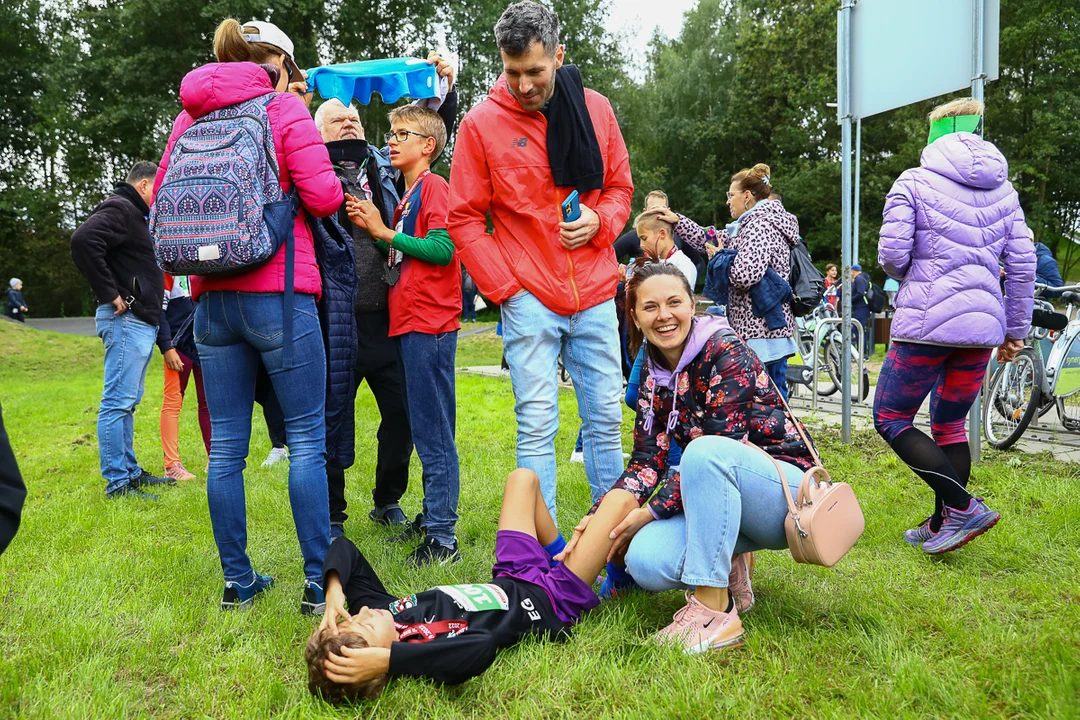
[766,373,823,467]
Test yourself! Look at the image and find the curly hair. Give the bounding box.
[304,626,389,704]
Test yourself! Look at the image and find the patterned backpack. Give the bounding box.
[150,92,296,276]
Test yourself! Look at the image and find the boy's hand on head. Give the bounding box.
[558,204,600,249]
[427,51,455,91]
[319,579,351,636]
[325,646,391,685]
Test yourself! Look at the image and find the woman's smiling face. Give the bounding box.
[632,273,694,358]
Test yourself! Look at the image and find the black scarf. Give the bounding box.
[113,182,149,216]
[542,65,604,193]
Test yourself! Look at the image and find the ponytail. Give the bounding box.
[213,18,281,65]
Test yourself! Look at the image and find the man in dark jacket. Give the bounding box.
[851,264,872,355]
[71,161,172,500]
[0,404,26,556]
[313,55,458,533]
[1035,240,1064,298]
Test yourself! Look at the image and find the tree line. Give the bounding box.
[1,0,1076,316]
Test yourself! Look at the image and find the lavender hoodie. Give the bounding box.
[879,132,1035,347]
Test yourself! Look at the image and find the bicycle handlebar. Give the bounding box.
[1034,282,1080,296]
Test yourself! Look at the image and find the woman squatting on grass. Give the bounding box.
[560,262,819,654]
[874,97,1035,555]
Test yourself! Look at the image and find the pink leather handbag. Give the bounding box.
[753,393,865,567]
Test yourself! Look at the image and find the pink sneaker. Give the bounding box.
[653,591,744,654]
[728,552,755,614]
[166,462,196,482]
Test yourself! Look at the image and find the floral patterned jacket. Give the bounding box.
[595,326,817,520]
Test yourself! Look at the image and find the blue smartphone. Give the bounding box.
[561,190,581,222]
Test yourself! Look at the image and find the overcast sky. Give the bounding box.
[603,0,698,75]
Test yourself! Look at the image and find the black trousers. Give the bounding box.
[0,404,27,556]
[254,363,287,449]
[328,308,413,525]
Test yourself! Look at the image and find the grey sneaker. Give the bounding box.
[922,498,1000,555]
[903,516,936,547]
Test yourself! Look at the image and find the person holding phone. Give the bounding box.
[448,1,633,518]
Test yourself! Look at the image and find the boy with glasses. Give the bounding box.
[346,105,462,566]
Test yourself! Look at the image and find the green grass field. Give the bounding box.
[1,319,1078,718]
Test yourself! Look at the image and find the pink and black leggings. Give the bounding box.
[873,342,991,525]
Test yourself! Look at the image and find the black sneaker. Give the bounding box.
[390,513,425,543]
[330,523,345,540]
[221,571,274,610]
[130,469,175,488]
[408,536,462,566]
[106,485,158,501]
[369,503,409,527]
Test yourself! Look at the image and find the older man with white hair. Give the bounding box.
[313,53,458,538]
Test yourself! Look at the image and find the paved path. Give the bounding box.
[460,364,1080,462]
[23,317,98,337]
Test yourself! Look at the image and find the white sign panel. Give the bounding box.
[848,0,999,120]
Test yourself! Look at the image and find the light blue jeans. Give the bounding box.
[95,305,157,494]
[625,436,803,590]
[501,291,624,518]
[195,292,330,584]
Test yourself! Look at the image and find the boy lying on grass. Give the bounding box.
[305,469,637,702]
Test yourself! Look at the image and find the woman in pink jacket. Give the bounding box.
[154,19,342,612]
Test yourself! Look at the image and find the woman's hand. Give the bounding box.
[606,507,654,562]
[318,577,351,636]
[705,243,719,259]
[553,514,591,563]
[324,646,391,685]
[997,338,1025,363]
[655,208,680,225]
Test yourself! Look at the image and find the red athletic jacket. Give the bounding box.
[447,75,633,316]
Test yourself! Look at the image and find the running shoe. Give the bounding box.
[922,498,1000,555]
[728,552,755,614]
[261,447,288,467]
[903,516,936,547]
[221,572,274,610]
[653,591,744,654]
[165,462,196,482]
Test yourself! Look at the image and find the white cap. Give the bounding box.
[10,278,20,288]
[242,20,295,63]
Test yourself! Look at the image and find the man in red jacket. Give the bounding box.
[448,1,633,518]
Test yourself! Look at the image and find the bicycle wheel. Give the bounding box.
[983,348,1042,450]
[817,337,842,397]
[1056,391,1080,431]
[822,335,868,400]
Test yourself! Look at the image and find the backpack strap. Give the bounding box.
[281,187,301,366]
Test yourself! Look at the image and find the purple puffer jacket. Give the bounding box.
[879,133,1035,348]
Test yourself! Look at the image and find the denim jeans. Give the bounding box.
[95,305,157,493]
[501,291,624,518]
[624,436,803,590]
[194,292,330,584]
[398,331,460,545]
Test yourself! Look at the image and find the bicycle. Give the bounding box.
[789,303,869,400]
[983,282,1080,449]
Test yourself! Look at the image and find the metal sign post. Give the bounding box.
[838,0,854,443]
[968,0,986,462]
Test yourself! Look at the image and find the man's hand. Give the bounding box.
[163,348,184,372]
[427,51,455,91]
[111,296,128,316]
[606,507,653,563]
[997,338,1025,364]
[553,513,592,563]
[319,576,351,636]
[324,646,391,685]
[345,194,393,242]
[558,204,601,250]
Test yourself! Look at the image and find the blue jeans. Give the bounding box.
[398,331,460,545]
[462,291,477,322]
[501,291,624,518]
[95,305,157,493]
[625,436,803,590]
[194,292,330,584]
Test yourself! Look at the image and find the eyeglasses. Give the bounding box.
[384,129,432,144]
[726,190,749,200]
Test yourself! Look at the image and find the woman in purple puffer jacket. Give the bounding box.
[874,98,1035,555]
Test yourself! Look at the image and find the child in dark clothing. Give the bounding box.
[304,469,637,702]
